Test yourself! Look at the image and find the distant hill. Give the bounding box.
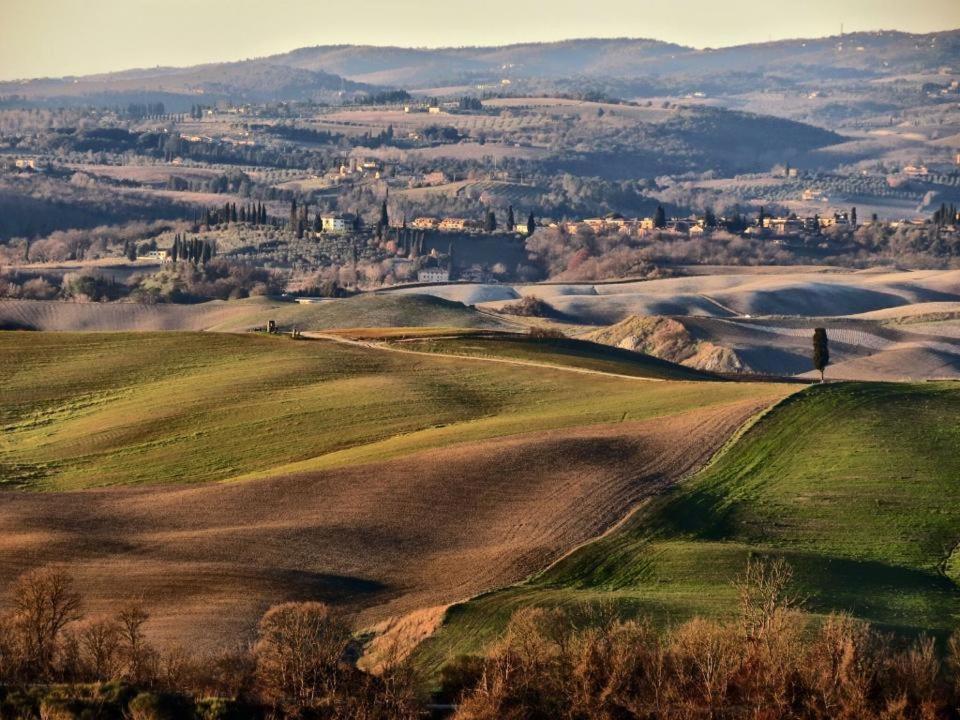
[270,31,960,87]
[0,60,375,109]
[2,30,956,106]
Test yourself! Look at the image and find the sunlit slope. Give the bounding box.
[377,332,717,381]
[0,331,789,647]
[1,331,771,490]
[418,381,960,671]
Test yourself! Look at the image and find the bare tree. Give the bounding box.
[254,602,352,713]
[77,616,122,681]
[117,601,157,684]
[11,568,83,678]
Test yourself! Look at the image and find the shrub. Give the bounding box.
[527,326,566,340]
[126,692,189,720]
[499,295,555,317]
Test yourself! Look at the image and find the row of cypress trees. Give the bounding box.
[170,234,214,265]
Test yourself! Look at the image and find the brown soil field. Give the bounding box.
[0,397,781,650]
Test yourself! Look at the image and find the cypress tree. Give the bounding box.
[527,212,536,236]
[380,200,389,228]
[812,328,829,382]
[654,205,666,229]
[506,205,515,232]
[289,199,298,231]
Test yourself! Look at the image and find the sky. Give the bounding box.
[2,0,959,81]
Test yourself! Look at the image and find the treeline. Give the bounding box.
[354,89,412,105]
[169,234,215,265]
[5,560,960,719]
[0,258,281,304]
[122,102,167,120]
[0,569,419,719]
[445,558,960,719]
[200,202,269,229]
[525,220,960,281]
[932,202,960,227]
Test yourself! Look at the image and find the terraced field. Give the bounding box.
[0,331,788,649]
[416,381,960,676]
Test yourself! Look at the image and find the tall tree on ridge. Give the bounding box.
[812,328,829,383]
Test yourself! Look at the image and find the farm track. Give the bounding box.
[304,331,667,382]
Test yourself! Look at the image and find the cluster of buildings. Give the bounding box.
[408,216,533,235]
[552,210,866,240]
[410,217,483,232]
[5,156,48,172]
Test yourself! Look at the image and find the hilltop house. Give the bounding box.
[320,214,355,234]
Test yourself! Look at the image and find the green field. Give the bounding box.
[416,381,960,674]
[0,331,771,490]
[382,332,716,381]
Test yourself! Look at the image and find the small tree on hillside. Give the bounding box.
[506,205,515,232]
[812,327,829,382]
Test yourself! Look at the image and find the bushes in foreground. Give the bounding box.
[448,559,960,720]
[6,560,960,718]
[0,569,419,719]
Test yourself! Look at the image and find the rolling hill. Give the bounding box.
[416,380,960,676]
[0,330,788,648]
[0,294,507,333]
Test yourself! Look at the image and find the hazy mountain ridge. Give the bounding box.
[2,30,956,106]
[270,31,960,85]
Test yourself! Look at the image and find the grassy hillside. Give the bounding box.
[380,332,716,381]
[0,331,770,490]
[0,330,788,647]
[417,381,960,674]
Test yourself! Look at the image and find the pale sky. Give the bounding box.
[2,0,959,81]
